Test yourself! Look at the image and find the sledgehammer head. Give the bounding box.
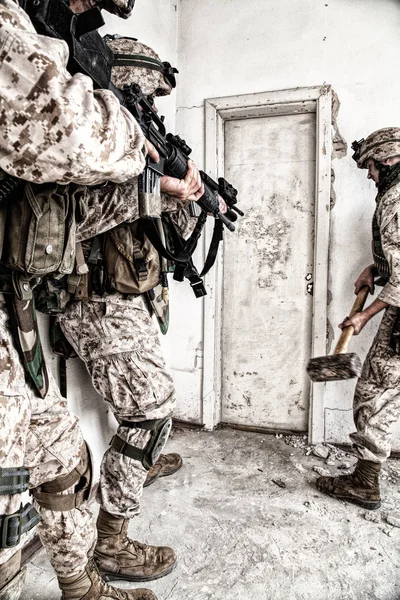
[307,353,362,382]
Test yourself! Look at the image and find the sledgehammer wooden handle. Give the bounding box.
[334,285,370,354]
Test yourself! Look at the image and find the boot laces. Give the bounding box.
[89,559,132,599]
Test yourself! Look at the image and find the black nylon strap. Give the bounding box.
[113,57,166,73]
[0,503,40,549]
[111,434,145,462]
[58,356,67,399]
[88,236,102,265]
[119,418,165,430]
[141,219,188,264]
[112,54,178,79]
[0,175,23,203]
[0,467,30,496]
[199,219,224,278]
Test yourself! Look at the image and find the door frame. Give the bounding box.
[201,85,332,444]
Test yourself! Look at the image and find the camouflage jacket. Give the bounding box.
[376,181,400,307]
[77,181,196,243]
[0,0,146,185]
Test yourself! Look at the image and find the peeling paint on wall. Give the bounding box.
[330,90,346,213]
[331,90,347,160]
[330,168,336,210]
[326,318,335,354]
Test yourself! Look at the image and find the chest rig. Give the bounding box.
[0,1,117,399]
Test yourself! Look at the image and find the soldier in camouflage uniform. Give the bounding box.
[59,37,205,585]
[0,1,159,599]
[317,127,400,511]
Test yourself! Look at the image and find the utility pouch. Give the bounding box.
[103,220,161,294]
[2,183,78,276]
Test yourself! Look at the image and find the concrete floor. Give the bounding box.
[20,428,400,600]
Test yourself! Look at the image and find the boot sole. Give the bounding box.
[323,490,381,511]
[143,459,183,488]
[101,560,177,583]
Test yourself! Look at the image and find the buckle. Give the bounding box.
[1,512,22,548]
[190,280,207,299]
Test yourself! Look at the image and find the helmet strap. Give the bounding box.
[112,54,178,88]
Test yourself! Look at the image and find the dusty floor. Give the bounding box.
[20,428,400,600]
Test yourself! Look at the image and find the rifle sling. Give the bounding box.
[199,219,224,278]
[142,213,222,296]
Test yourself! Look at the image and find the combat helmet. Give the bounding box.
[104,35,178,96]
[352,127,400,169]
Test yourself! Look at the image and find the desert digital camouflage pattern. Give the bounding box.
[350,181,400,462]
[375,182,400,306]
[168,202,197,239]
[358,127,400,169]
[351,306,400,463]
[59,294,176,518]
[0,0,146,186]
[108,38,172,96]
[0,299,95,576]
[76,181,193,242]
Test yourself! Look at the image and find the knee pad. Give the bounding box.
[31,442,93,511]
[0,468,40,549]
[111,417,172,470]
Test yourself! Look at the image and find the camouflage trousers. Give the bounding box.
[0,298,96,577]
[350,306,400,463]
[59,293,176,519]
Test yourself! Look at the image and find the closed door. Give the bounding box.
[221,112,316,431]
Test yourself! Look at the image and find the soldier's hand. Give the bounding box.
[339,311,369,335]
[354,264,376,295]
[145,140,160,164]
[218,195,227,214]
[160,160,204,202]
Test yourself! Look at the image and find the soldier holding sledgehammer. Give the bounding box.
[317,128,400,510]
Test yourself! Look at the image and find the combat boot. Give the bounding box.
[143,453,183,488]
[316,459,381,510]
[58,558,156,600]
[94,509,176,582]
[0,552,26,600]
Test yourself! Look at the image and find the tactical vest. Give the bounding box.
[0,1,117,397]
[0,0,115,293]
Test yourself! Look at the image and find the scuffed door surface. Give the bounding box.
[222,112,316,431]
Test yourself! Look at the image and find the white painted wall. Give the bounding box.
[61,0,400,463]
[172,0,400,445]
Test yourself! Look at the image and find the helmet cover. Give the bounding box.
[356,127,400,168]
[105,35,178,96]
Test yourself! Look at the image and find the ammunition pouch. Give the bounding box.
[1,183,83,279]
[0,504,40,549]
[103,220,161,295]
[31,442,93,511]
[111,417,172,471]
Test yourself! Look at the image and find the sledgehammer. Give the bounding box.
[307,285,370,382]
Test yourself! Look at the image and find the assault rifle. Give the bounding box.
[118,84,244,296]
[120,84,244,231]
